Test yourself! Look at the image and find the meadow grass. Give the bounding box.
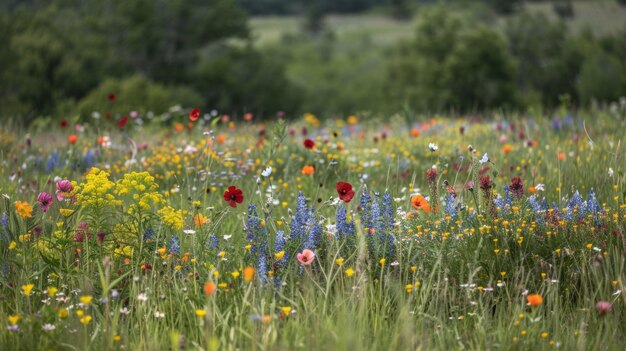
[0,109,625,350]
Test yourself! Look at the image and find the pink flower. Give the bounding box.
[596,301,612,316]
[37,192,54,212]
[297,249,315,266]
[56,180,73,201]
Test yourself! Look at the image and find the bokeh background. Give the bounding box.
[1,0,626,123]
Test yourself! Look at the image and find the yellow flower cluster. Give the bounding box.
[114,171,164,211]
[76,168,119,208]
[158,206,184,230]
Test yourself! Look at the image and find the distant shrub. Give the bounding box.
[76,76,202,120]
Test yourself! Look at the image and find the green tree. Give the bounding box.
[578,51,626,104]
[505,13,575,106]
[192,45,302,115]
[443,27,517,110]
[386,7,463,111]
[111,0,249,83]
[487,0,522,14]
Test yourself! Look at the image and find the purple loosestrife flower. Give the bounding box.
[37,192,54,212]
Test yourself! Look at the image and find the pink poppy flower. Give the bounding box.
[297,249,315,266]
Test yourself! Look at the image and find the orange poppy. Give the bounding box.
[68,134,78,144]
[527,294,543,307]
[301,165,315,175]
[243,266,255,282]
[203,281,216,296]
[411,194,431,213]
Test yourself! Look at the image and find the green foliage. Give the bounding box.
[0,0,300,122]
[76,76,202,119]
[486,0,522,14]
[553,0,575,19]
[444,26,517,110]
[386,7,463,111]
[505,13,576,106]
[386,8,516,111]
[193,45,302,115]
[578,51,626,104]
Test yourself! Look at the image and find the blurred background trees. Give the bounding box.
[1,0,626,123]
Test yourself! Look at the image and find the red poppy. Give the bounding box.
[336,181,355,203]
[189,108,201,121]
[108,93,116,102]
[303,138,316,150]
[60,119,68,128]
[223,186,244,208]
[117,116,128,128]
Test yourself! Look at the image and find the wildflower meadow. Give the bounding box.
[1,105,625,350]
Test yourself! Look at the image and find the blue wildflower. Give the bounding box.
[209,234,219,251]
[1,212,8,230]
[336,204,355,240]
[381,192,394,231]
[305,220,323,251]
[169,236,180,255]
[257,252,267,283]
[46,152,60,172]
[359,188,372,230]
[143,228,154,242]
[84,149,96,168]
[246,204,268,254]
[444,193,457,218]
[289,192,310,243]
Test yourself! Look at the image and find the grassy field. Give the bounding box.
[0,107,625,350]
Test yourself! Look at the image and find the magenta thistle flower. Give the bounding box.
[37,192,54,212]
